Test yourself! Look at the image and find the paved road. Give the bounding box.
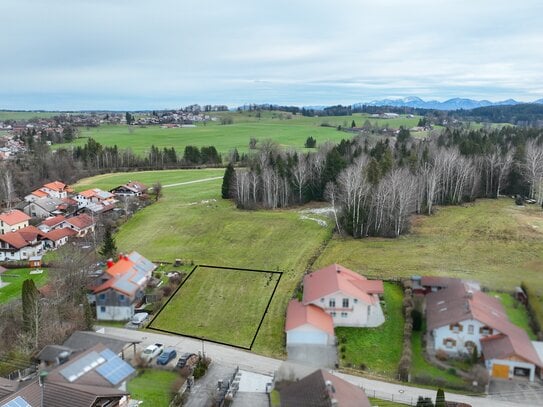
[101,326,530,406]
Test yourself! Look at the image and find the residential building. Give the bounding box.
[43,228,77,250]
[23,196,65,218]
[285,299,335,346]
[0,210,30,234]
[277,369,371,407]
[24,181,73,202]
[426,280,543,381]
[110,181,148,197]
[60,214,95,237]
[0,226,46,261]
[38,215,66,233]
[302,264,384,328]
[75,188,116,209]
[92,252,156,321]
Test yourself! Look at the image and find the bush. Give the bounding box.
[340,345,346,353]
[412,309,423,331]
[193,356,211,380]
[435,349,448,361]
[521,281,543,335]
[447,367,457,376]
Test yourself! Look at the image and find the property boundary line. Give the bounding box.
[148,264,283,350]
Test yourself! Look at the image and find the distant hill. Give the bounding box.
[353,96,527,111]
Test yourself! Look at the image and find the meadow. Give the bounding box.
[0,268,48,304]
[150,266,281,348]
[315,198,543,295]
[57,111,423,156]
[0,111,67,120]
[77,169,333,356]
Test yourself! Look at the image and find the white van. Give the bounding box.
[131,312,149,326]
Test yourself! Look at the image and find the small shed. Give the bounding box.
[29,255,42,268]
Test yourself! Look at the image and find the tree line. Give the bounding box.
[223,126,543,238]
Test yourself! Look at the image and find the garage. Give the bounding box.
[285,300,335,347]
[492,364,509,379]
[287,329,329,346]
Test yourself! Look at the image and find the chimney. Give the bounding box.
[106,259,114,268]
[336,268,341,274]
[118,253,123,260]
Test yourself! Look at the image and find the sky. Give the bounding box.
[1,0,543,110]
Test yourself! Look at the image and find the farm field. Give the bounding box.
[315,198,543,294]
[56,111,424,156]
[0,268,48,304]
[79,169,333,356]
[150,266,281,348]
[0,111,67,120]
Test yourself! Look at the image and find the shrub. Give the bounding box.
[340,345,346,353]
[412,309,423,331]
[161,285,173,297]
[193,356,211,380]
[521,281,543,335]
[447,367,457,376]
[435,349,448,361]
[359,363,367,371]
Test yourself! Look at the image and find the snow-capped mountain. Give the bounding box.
[354,97,524,110]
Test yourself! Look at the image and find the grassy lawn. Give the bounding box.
[56,112,423,156]
[368,398,407,407]
[150,266,280,348]
[336,283,404,378]
[489,291,536,339]
[0,111,65,120]
[315,198,543,295]
[0,268,48,304]
[78,169,333,357]
[127,369,180,406]
[410,330,466,387]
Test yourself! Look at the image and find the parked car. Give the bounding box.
[157,348,177,365]
[176,352,197,369]
[141,343,164,362]
[131,312,149,326]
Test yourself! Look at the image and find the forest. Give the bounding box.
[225,126,543,238]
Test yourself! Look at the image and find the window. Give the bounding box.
[342,298,349,308]
[330,312,336,317]
[443,338,456,348]
[480,326,492,336]
[341,312,348,318]
[329,299,336,308]
[119,294,125,301]
[354,299,358,303]
[99,294,106,300]
[468,325,474,335]
[100,306,106,313]
[450,323,463,333]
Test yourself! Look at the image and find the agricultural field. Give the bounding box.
[150,266,281,348]
[0,268,48,304]
[0,111,68,120]
[79,169,333,356]
[56,111,424,156]
[315,198,543,295]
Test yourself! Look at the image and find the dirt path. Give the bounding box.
[162,176,223,188]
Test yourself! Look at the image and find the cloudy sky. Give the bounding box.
[1,0,542,110]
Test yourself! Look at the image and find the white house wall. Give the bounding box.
[307,290,384,328]
[433,318,498,356]
[96,304,134,321]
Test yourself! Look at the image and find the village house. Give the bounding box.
[24,180,73,202]
[0,209,30,234]
[91,252,156,321]
[426,279,543,381]
[22,196,66,218]
[38,215,66,233]
[43,228,77,250]
[285,264,384,348]
[60,213,95,237]
[0,344,132,407]
[75,188,116,209]
[110,181,148,197]
[0,226,46,261]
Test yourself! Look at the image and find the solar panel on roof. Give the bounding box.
[100,348,118,361]
[96,357,135,385]
[1,396,32,407]
[59,351,105,382]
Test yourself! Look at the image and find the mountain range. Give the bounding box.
[353,96,543,111]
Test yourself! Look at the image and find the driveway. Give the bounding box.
[287,344,337,368]
[488,378,543,406]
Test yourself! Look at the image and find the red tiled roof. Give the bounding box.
[0,209,30,225]
[45,228,77,241]
[41,215,66,227]
[0,226,46,249]
[104,256,135,278]
[481,329,543,368]
[303,264,383,305]
[65,214,94,230]
[31,189,48,198]
[80,189,97,198]
[285,299,334,335]
[43,181,68,192]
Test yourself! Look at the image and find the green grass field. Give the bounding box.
[56,111,423,156]
[0,268,48,304]
[0,111,67,120]
[127,369,180,406]
[489,292,536,339]
[150,266,280,348]
[315,198,543,295]
[79,169,333,356]
[336,283,404,378]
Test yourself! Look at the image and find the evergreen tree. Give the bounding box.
[435,388,446,407]
[222,163,235,199]
[82,295,94,331]
[21,279,40,343]
[351,120,356,128]
[99,226,117,259]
